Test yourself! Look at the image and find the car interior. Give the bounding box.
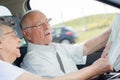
[0,0,120,79]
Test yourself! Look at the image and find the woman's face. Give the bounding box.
[0,25,21,63]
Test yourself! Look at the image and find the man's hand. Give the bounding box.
[91,57,113,75]
[101,42,112,58]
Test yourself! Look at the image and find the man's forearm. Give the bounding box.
[53,56,113,80]
[83,28,111,56]
[53,65,98,80]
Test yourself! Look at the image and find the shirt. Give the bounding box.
[21,42,86,77]
[0,60,25,80]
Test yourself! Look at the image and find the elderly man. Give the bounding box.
[20,10,112,78]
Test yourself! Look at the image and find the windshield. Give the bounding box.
[29,0,120,43]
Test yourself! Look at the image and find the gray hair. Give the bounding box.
[0,17,16,37]
[0,25,3,37]
[0,18,5,37]
[20,10,45,30]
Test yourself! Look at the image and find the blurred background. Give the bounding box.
[0,0,120,44]
[30,0,120,44]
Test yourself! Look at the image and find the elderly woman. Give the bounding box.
[0,20,51,80]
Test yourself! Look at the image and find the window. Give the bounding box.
[0,5,12,16]
[29,0,120,43]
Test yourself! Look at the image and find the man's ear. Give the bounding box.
[0,39,3,48]
[0,44,2,48]
[22,30,31,40]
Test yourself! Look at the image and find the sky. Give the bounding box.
[30,0,120,25]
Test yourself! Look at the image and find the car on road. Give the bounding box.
[52,26,78,44]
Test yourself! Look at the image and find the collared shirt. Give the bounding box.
[21,42,86,77]
[0,60,25,80]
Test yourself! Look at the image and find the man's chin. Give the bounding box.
[44,41,51,45]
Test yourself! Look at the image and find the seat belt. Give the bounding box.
[56,52,65,73]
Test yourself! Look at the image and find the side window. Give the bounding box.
[52,28,56,34]
[56,28,61,35]
[0,5,12,16]
[52,28,61,35]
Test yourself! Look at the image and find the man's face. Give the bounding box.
[1,25,21,63]
[23,12,52,45]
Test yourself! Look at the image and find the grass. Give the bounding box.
[77,27,109,43]
[52,13,116,43]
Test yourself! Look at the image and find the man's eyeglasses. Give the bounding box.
[23,18,52,30]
